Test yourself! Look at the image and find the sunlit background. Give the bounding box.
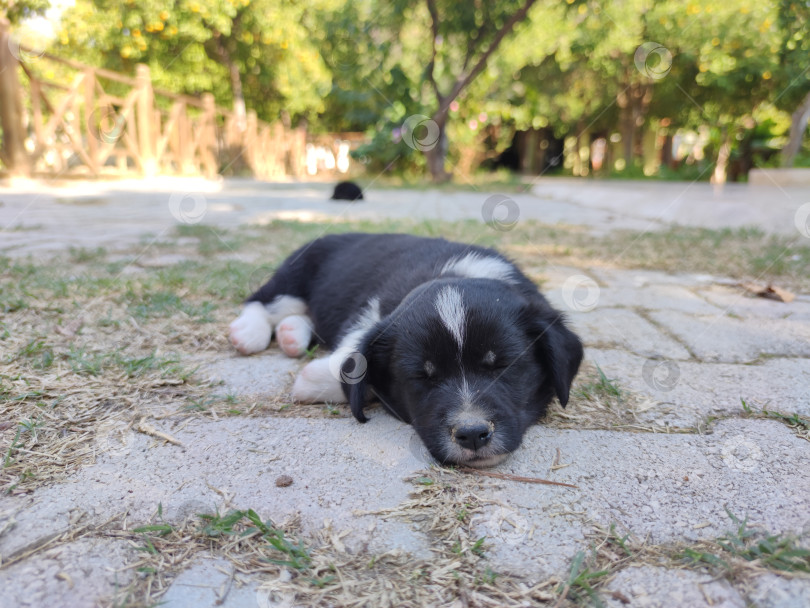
[1,1,809,184]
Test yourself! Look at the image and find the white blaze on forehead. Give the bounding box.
[441,252,516,284]
[435,286,465,348]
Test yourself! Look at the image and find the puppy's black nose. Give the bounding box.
[454,423,493,451]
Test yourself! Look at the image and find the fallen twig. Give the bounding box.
[458,467,578,488]
[136,419,184,447]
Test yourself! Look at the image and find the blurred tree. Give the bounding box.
[650,1,781,182]
[56,0,332,124]
[774,0,810,167]
[418,0,540,181]
[0,0,50,23]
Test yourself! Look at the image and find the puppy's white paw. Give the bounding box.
[276,315,313,358]
[291,358,346,403]
[229,302,272,355]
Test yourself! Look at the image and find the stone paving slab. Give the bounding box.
[538,265,709,310]
[586,267,720,290]
[566,308,692,360]
[2,413,806,594]
[649,310,810,363]
[587,347,810,424]
[750,574,810,608]
[198,351,301,399]
[591,283,724,315]
[159,556,260,608]
[604,566,746,608]
[0,537,134,608]
[698,285,810,321]
[0,415,432,565]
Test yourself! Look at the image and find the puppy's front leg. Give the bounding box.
[291,358,347,403]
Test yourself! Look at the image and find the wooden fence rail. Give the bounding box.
[0,21,308,180]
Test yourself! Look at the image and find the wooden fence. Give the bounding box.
[0,21,311,180]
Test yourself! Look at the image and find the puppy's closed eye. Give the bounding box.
[423,360,437,378]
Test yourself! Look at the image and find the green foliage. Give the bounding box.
[1,0,50,24]
[55,0,332,122]
[15,0,810,177]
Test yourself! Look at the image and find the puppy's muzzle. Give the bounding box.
[453,421,494,451]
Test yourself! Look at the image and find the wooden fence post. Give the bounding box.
[83,66,99,175]
[135,64,156,176]
[0,20,31,177]
[201,93,218,178]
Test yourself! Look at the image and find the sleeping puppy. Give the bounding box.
[229,233,583,468]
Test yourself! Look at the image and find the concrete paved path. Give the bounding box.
[1,177,809,607]
[1,177,808,257]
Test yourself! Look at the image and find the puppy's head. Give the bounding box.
[348,279,583,467]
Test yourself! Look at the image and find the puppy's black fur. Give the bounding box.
[245,233,583,467]
[330,181,364,201]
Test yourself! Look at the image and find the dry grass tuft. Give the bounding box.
[97,468,563,607]
[545,363,677,434]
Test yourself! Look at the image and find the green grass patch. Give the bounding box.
[573,365,622,402]
[682,508,810,576]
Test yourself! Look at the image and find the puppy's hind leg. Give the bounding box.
[229,296,308,355]
[231,238,335,355]
[276,314,313,358]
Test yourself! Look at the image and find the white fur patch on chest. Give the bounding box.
[435,286,466,349]
[441,252,516,284]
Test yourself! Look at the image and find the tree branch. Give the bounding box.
[425,0,444,104]
[449,0,538,104]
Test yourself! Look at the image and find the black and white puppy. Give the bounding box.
[229,233,583,468]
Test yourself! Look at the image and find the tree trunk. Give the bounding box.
[712,127,731,184]
[226,58,246,131]
[425,110,450,182]
[781,90,810,167]
[0,20,31,177]
[617,90,634,166]
[422,0,538,182]
[206,31,246,131]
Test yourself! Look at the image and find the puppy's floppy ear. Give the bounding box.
[526,307,583,407]
[346,320,394,423]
